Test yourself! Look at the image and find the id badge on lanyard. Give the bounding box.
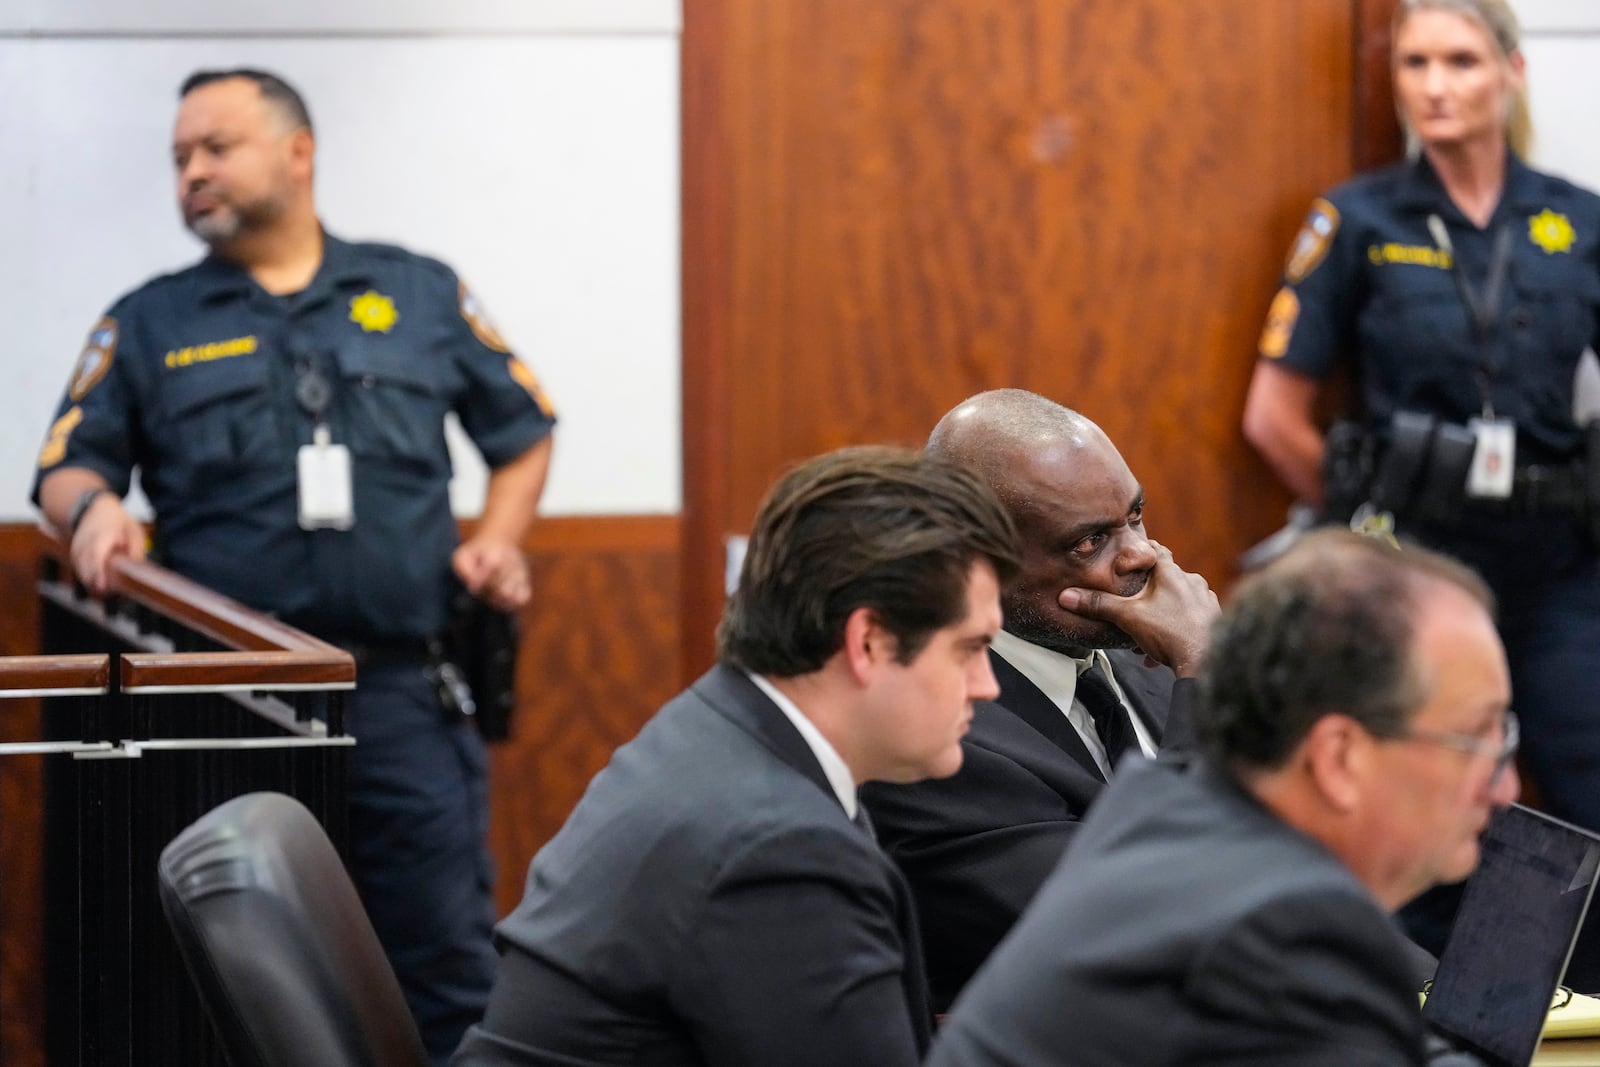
[291,361,354,529]
[298,424,354,529]
[1429,215,1517,501]
[1466,416,1515,499]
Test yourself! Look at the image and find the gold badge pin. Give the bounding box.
[349,290,399,333]
[1529,209,1576,255]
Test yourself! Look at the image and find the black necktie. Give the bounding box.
[1078,663,1136,773]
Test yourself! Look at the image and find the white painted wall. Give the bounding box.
[1522,2,1600,187]
[2,1,680,520]
[1519,2,1600,420]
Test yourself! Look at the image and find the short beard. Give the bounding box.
[1003,590,1136,657]
[186,194,283,249]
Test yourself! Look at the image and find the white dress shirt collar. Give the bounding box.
[989,630,1156,776]
[748,672,858,818]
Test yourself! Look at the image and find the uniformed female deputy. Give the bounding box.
[1242,1,1600,846]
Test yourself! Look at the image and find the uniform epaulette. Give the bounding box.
[345,240,457,282]
[1325,161,1410,202]
[112,261,212,309]
[1527,168,1600,207]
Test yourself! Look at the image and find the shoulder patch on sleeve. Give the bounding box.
[508,358,556,418]
[1259,288,1300,360]
[1284,198,1340,284]
[38,406,84,469]
[459,282,511,353]
[68,317,118,400]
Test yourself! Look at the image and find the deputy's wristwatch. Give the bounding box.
[67,487,111,537]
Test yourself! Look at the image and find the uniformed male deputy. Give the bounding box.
[32,68,557,1063]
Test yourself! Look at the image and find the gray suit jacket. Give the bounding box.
[929,757,1427,1067]
[860,646,1192,1010]
[455,665,931,1066]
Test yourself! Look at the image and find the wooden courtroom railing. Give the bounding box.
[0,545,355,1067]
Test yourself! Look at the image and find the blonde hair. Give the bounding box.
[1392,0,1533,159]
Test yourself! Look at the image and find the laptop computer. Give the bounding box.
[1422,803,1600,1067]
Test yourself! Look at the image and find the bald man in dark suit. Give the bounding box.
[862,389,1219,1010]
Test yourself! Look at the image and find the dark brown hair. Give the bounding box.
[180,69,314,134]
[718,445,1019,676]
[1196,528,1493,772]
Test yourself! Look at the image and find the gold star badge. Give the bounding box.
[349,290,399,333]
[1529,209,1576,255]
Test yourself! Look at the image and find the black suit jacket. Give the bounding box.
[928,758,1426,1066]
[455,666,930,1066]
[860,645,1193,1011]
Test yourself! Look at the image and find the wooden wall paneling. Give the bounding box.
[0,738,44,1067]
[683,0,1365,668]
[681,0,738,679]
[0,525,45,1067]
[1356,0,1404,172]
[484,516,683,916]
[1107,0,1356,578]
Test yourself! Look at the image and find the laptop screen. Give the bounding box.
[1422,804,1600,1067]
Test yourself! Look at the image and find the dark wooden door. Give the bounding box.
[683,0,1401,672]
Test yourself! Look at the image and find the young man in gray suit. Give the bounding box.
[862,388,1220,1010]
[931,529,1519,1067]
[454,445,1019,1066]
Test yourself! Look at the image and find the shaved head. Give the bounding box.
[929,389,1153,654]
[928,389,1105,513]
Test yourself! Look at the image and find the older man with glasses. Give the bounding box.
[1379,712,1520,787]
[930,529,1518,1067]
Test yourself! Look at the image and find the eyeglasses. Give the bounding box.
[1378,711,1519,785]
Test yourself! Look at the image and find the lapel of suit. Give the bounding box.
[989,648,1106,783]
[691,665,839,801]
[894,875,934,1049]
[693,666,933,1045]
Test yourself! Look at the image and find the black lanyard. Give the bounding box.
[1428,214,1514,418]
[294,359,334,423]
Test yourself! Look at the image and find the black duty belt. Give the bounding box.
[324,636,434,669]
[1331,413,1592,524]
[1467,460,1586,516]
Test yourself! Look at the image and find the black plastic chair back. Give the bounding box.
[158,792,429,1067]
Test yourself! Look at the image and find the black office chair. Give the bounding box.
[158,792,430,1067]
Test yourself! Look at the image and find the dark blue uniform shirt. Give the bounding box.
[1261,152,1600,461]
[33,232,557,640]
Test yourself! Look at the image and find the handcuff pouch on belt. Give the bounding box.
[429,584,520,743]
[1371,412,1477,526]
